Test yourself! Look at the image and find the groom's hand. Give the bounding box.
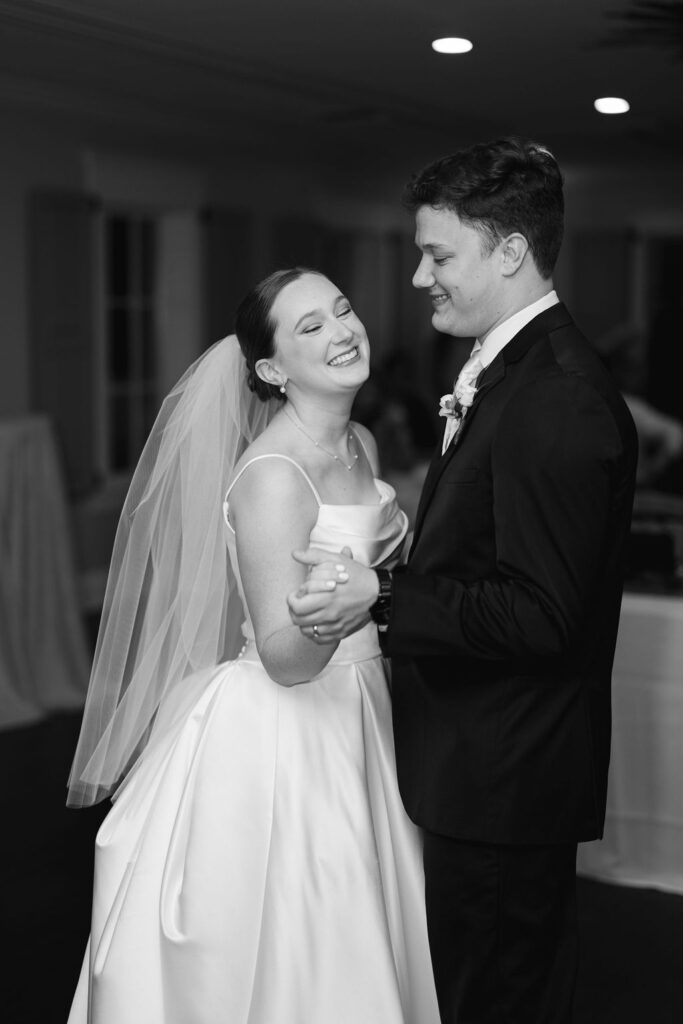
[287,547,379,643]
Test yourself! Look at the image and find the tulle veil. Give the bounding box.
[67,336,274,807]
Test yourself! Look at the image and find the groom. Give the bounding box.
[288,137,638,1023]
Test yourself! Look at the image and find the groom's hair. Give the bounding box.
[403,136,564,279]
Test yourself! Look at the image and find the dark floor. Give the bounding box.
[2,712,682,1024]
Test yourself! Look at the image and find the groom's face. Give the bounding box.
[412,205,504,340]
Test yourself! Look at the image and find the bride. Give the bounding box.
[67,268,440,1023]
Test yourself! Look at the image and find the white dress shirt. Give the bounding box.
[472,290,560,366]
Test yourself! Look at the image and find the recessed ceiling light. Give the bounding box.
[431,38,473,54]
[594,97,630,115]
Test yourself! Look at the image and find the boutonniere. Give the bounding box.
[438,392,460,420]
[439,393,466,453]
[439,357,483,453]
[438,380,478,419]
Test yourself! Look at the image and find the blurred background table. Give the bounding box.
[578,590,683,894]
[0,416,89,729]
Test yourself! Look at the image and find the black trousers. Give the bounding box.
[423,832,579,1024]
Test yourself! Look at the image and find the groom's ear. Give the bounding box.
[499,233,529,277]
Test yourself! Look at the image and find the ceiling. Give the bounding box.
[0,0,681,176]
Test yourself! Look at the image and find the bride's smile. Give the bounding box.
[265,272,370,399]
[328,344,359,366]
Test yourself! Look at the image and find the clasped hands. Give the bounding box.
[287,546,379,644]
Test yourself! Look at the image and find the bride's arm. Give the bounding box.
[229,457,339,686]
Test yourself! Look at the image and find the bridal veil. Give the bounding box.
[67,336,273,807]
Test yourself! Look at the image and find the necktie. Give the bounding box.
[441,354,484,455]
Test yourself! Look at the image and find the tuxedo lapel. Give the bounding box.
[446,357,505,452]
[410,359,505,550]
[410,303,574,553]
[410,447,446,546]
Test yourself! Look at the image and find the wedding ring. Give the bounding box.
[312,624,320,638]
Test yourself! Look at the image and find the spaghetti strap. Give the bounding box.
[223,454,323,528]
[349,423,378,476]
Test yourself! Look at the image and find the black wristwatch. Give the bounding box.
[370,568,393,631]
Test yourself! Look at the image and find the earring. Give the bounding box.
[279,378,287,394]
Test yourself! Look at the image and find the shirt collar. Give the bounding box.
[472,290,560,367]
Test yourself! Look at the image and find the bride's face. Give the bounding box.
[269,274,370,399]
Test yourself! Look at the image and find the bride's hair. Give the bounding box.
[235,266,323,402]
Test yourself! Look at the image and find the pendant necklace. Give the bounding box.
[284,408,358,471]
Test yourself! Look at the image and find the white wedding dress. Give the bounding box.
[68,457,440,1024]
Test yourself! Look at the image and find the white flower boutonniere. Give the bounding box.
[439,392,465,453]
[438,392,461,421]
[439,356,483,454]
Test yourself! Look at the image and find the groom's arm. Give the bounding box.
[384,374,634,661]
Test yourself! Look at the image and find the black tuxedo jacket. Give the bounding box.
[386,304,638,844]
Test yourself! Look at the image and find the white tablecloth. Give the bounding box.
[0,416,89,728]
[578,592,683,893]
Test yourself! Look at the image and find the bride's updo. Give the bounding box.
[235,267,322,403]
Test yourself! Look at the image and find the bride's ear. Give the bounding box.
[255,358,285,390]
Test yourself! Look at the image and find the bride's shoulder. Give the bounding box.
[228,431,318,510]
[227,449,319,538]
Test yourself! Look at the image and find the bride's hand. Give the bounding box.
[287,547,379,642]
[295,546,353,595]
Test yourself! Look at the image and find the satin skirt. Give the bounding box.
[68,626,440,1023]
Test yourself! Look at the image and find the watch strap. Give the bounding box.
[370,568,393,629]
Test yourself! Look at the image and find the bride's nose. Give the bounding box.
[331,319,354,343]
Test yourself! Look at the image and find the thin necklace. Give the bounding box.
[284,408,359,471]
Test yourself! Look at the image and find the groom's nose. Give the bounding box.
[412,255,434,289]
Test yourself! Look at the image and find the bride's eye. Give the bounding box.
[338,305,352,318]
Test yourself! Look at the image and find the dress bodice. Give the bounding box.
[222,457,409,649]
